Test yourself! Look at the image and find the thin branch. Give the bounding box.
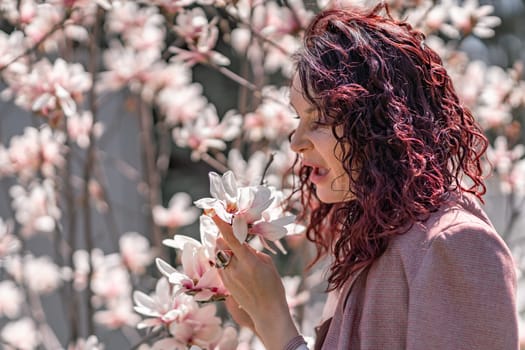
[206,62,258,91]
[0,8,78,73]
[82,6,104,337]
[259,152,275,185]
[138,97,163,250]
[155,118,172,180]
[205,62,286,106]
[129,329,165,350]
[218,8,289,56]
[200,152,229,173]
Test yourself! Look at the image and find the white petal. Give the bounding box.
[209,172,225,199]
[163,236,201,250]
[222,171,238,199]
[168,270,192,285]
[133,290,156,310]
[232,216,248,243]
[194,197,218,209]
[32,93,53,111]
[251,221,287,240]
[156,258,177,277]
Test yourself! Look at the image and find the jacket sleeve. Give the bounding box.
[407,223,519,349]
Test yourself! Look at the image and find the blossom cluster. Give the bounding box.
[133,171,298,348]
[0,0,524,349]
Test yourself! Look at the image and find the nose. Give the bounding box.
[290,127,311,154]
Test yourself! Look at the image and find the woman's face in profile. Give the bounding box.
[289,74,354,203]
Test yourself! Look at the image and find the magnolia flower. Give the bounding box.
[157,216,228,301]
[23,254,65,294]
[172,107,242,160]
[173,8,212,45]
[135,277,225,348]
[195,171,295,245]
[5,126,66,182]
[244,86,297,142]
[170,12,229,66]
[248,188,296,254]
[68,335,105,350]
[0,30,27,71]
[94,298,141,329]
[97,42,161,93]
[142,62,192,103]
[107,1,163,34]
[71,248,121,292]
[282,276,310,313]
[153,192,200,229]
[91,264,132,306]
[157,83,208,126]
[1,317,40,350]
[443,0,501,38]
[67,111,104,149]
[227,144,295,189]
[22,2,63,47]
[227,149,268,186]
[166,302,222,349]
[454,60,486,108]
[486,137,525,176]
[3,255,23,284]
[210,326,239,350]
[61,0,112,10]
[71,249,91,291]
[500,159,525,196]
[149,0,196,13]
[0,0,28,24]
[119,232,154,275]
[264,34,300,77]
[106,1,165,51]
[0,218,20,257]
[134,277,181,329]
[7,57,91,123]
[10,179,61,236]
[149,299,223,350]
[0,280,23,318]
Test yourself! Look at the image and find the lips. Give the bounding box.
[303,162,330,184]
[314,167,329,176]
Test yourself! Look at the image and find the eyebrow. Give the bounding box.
[289,103,316,114]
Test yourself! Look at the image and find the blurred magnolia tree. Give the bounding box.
[0,0,524,349]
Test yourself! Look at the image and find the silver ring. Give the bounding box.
[215,250,233,269]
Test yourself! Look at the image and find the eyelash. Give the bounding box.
[311,120,329,130]
[293,115,329,130]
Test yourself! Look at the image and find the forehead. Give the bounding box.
[290,74,315,113]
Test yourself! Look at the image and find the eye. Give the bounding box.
[310,118,330,130]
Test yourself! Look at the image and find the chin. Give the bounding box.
[315,186,354,204]
[316,189,345,204]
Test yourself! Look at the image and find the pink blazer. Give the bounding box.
[317,193,518,349]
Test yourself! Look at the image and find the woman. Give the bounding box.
[213,5,518,350]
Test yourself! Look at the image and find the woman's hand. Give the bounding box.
[223,295,255,331]
[212,215,299,350]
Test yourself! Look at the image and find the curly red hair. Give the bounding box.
[291,5,488,290]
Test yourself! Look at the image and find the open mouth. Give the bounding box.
[313,167,329,176]
[309,166,329,184]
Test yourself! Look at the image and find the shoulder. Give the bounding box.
[384,192,515,285]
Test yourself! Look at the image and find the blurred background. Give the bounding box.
[0,0,524,349]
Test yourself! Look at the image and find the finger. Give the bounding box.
[212,215,246,257]
[224,295,239,310]
[215,236,229,251]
